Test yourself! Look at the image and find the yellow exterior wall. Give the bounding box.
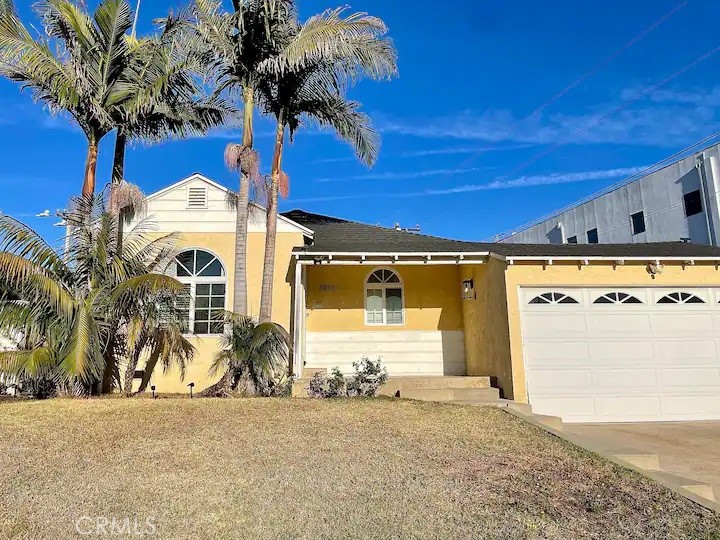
[460,259,512,397]
[144,231,303,393]
[305,265,464,332]
[504,261,720,403]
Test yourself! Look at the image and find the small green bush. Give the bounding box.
[306,357,388,398]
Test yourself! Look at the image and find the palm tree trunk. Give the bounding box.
[112,130,128,253]
[259,115,285,322]
[232,87,254,316]
[81,139,99,197]
[112,130,127,185]
[200,371,233,397]
[124,348,142,396]
[137,348,161,393]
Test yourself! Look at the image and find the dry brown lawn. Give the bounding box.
[0,398,718,540]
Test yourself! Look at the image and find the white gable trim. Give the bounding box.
[142,173,314,237]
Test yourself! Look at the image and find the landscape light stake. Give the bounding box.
[151,385,156,399]
[188,382,195,399]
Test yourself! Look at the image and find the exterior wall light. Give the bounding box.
[461,279,475,300]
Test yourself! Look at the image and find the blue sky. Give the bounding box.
[2,0,720,246]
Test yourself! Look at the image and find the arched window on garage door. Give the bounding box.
[593,292,642,304]
[657,292,705,304]
[528,292,579,305]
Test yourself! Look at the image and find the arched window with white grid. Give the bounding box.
[168,249,226,335]
[365,268,404,326]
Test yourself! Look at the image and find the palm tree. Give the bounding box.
[0,0,230,198]
[257,11,397,321]
[188,0,391,318]
[204,312,290,397]
[110,11,236,187]
[0,196,194,394]
[189,0,295,316]
[0,0,137,196]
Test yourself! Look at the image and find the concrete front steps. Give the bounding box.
[379,376,500,402]
[291,372,500,402]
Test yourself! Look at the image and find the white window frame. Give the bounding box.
[364,268,404,327]
[171,249,227,336]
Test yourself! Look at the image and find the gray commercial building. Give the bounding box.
[498,141,720,246]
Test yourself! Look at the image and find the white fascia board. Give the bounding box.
[295,251,490,257]
[144,173,229,202]
[504,255,720,263]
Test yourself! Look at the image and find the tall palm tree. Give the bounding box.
[0,0,229,198]
[110,11,236,187]
[0,0,136,196]
[189,0,294,316]
[0,196,194,393]
[188,0,391,318]
[257,11,397,321]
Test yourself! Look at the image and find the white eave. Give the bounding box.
[294,251,490,265]
[500,255,720,264]
[295,250,720,266]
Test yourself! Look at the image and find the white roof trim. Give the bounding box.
[502,255,720,263]
[144,173,229,201]
[295,251,491,257]
[141,173,314,237]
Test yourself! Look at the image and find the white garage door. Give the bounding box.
[520,287,720,423]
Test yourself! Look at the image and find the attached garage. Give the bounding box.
[520,287,720,423]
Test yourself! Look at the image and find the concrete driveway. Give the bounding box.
[565,421,720,494]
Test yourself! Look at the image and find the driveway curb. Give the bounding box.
[502,406,720,513]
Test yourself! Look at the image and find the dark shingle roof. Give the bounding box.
[282,210,720,258]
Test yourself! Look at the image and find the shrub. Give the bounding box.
[306,357,388,398]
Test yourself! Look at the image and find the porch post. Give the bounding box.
[292,259,305,378]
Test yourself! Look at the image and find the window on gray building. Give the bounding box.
[587,228,598,244]
[566,235,577,244]
[631,211,646,235]
[683,190,703,217]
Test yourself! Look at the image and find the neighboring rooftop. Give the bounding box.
[282,210,720,259]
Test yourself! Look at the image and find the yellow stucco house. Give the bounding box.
[135,174,720,424]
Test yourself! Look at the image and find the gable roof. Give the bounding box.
[143,174,314,237]
[281,209,720,259]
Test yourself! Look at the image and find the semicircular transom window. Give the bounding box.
[594,292,643,304]
[657,292,705,304]
[367,269,401,284]
[170,249,227,335]
[528,292,579,305]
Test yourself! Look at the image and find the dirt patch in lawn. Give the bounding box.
[0,398,718,539]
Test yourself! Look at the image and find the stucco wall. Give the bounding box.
[305,265,464,332]
[143,230,303,393]
[303,265,466,376]
[504,261,720,403]
[460,260,513,397]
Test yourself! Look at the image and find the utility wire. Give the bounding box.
[489,131,720,241]
[424,42,720,227]
[379,0,689,224]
